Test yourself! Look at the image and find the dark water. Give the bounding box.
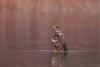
[0,49,100,67]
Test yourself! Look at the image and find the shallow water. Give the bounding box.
[0,49,100,67]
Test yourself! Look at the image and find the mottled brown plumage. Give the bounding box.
[51,25,68,52]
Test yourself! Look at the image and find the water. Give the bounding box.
[0,49,100,67]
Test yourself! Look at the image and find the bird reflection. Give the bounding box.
[51,51,67,67]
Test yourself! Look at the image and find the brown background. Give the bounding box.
[0,0,100,50]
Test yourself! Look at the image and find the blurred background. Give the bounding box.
[0,0,99,50]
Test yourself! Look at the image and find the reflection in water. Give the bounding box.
[51,52,67,67]
[0,50,100,67]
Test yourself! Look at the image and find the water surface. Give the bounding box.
[0,49,100,67]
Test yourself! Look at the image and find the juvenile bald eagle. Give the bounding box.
[51,25,69,51]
